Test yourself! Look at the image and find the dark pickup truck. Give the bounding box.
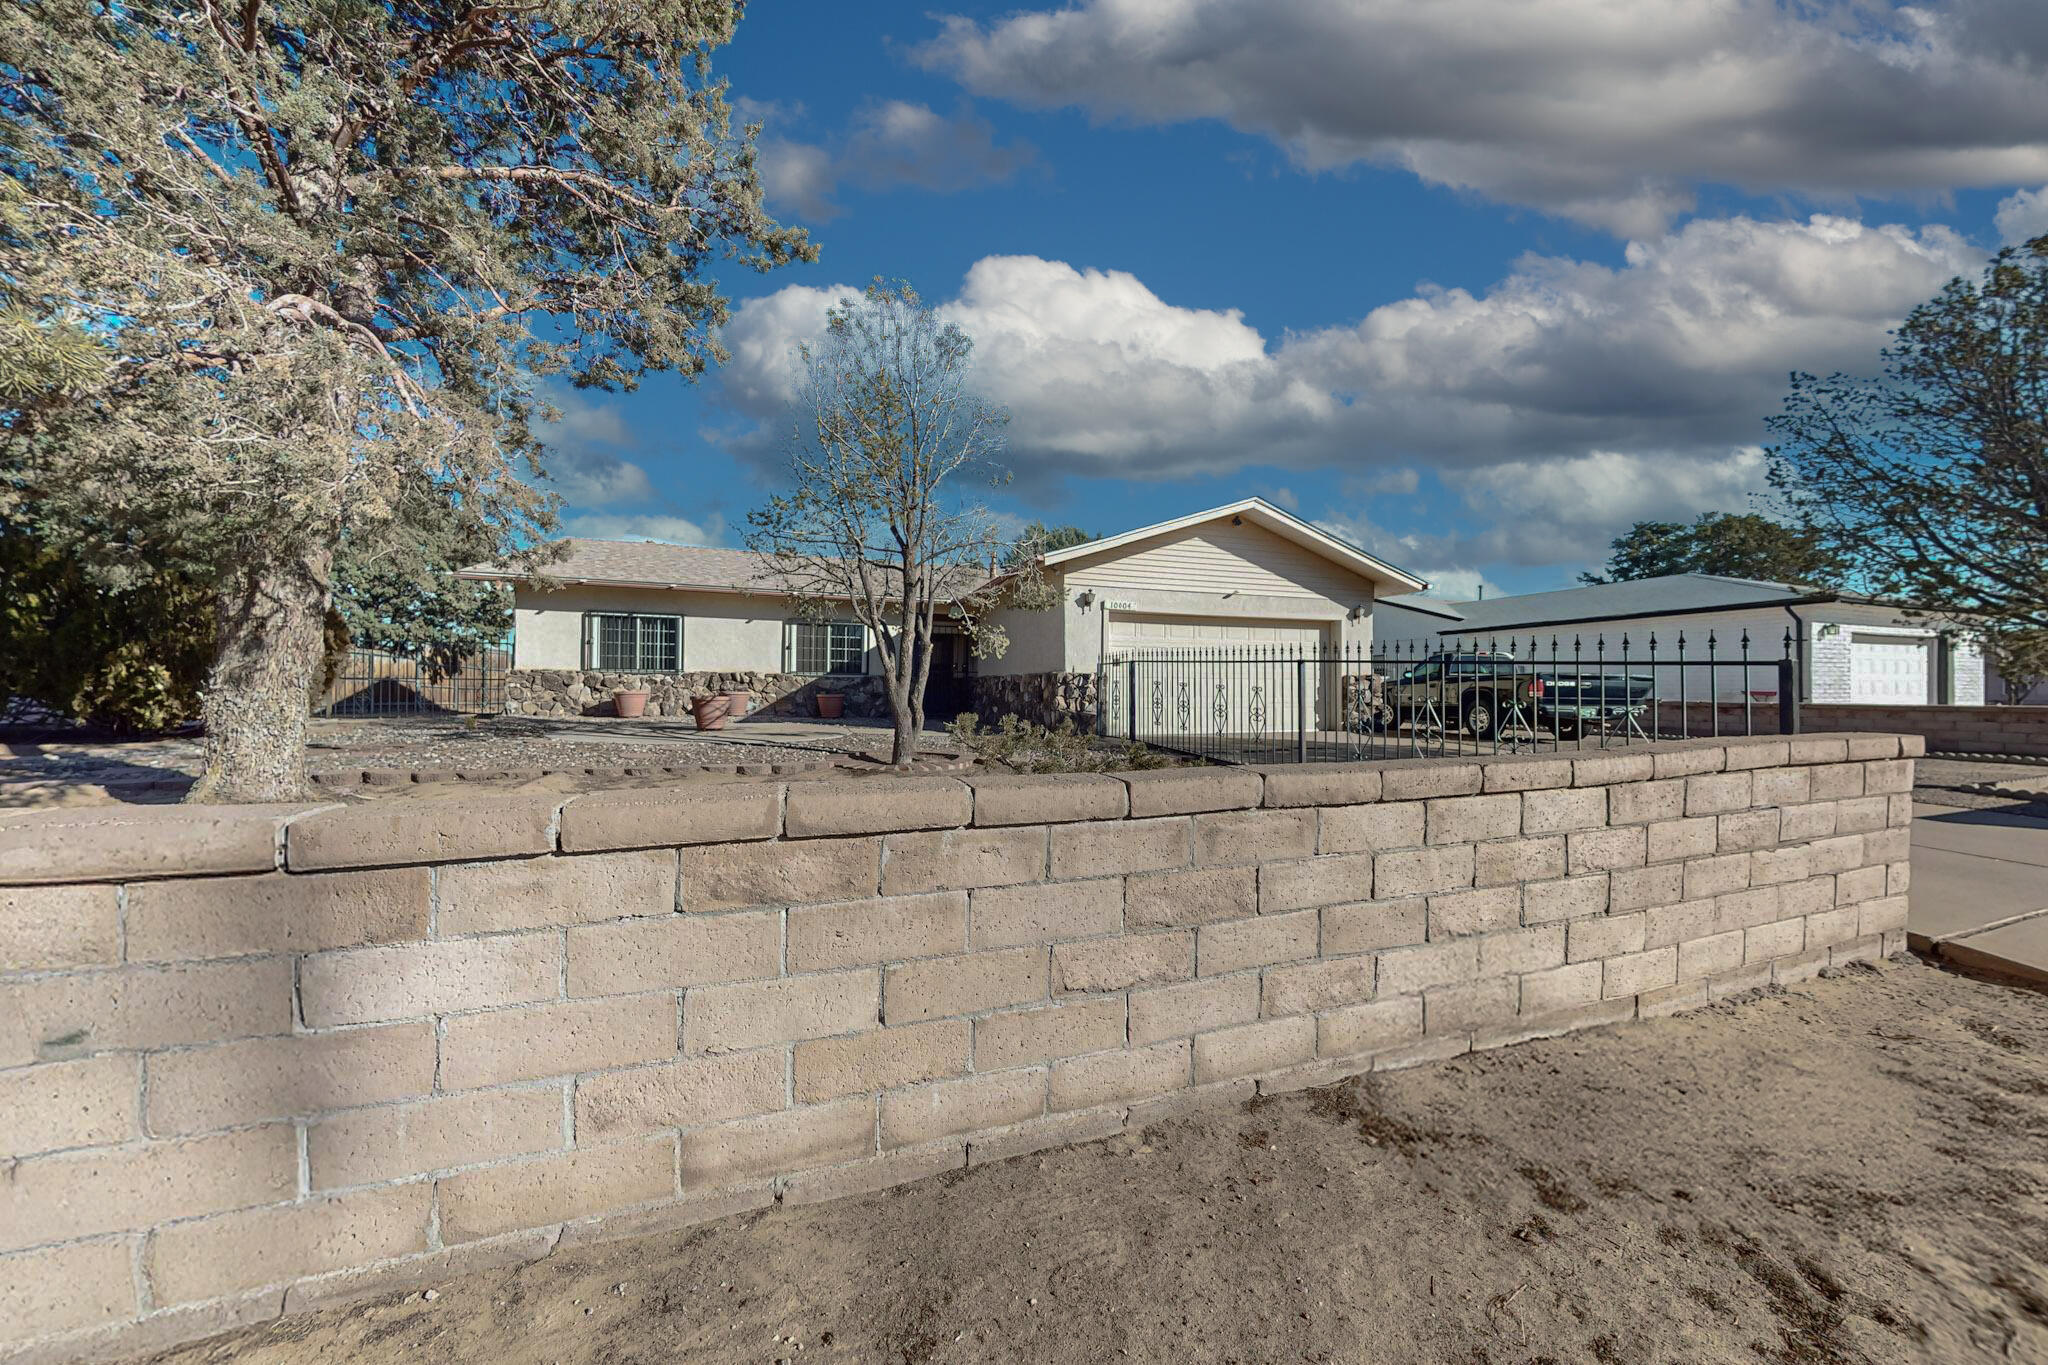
[1375,651,1655,740]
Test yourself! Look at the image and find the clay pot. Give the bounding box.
[692,695,729,731]
[614,689,650,719]
[816,692,845,719]
[721,691,750,720]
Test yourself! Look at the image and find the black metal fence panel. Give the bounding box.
[1097,630,1800,764]
[316,646,511,718]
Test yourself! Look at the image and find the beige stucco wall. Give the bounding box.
[513,585,878,676]
[976,591,1069,676]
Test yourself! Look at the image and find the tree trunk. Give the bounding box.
[890,709,917,766]
[186,548,331,803]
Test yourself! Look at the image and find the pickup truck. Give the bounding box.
[1376,651,1655,740]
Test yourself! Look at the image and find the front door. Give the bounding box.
[919,632,973,723]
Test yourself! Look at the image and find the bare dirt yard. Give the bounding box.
[136,956,2048,1365]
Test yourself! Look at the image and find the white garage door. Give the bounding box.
[1109,614,1329,733]
[1108,614,1327,652]
[1850,634,1928,704]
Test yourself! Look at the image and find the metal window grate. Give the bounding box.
[590,614,680,672]
[792,622,864,675]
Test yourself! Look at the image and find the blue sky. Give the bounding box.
[542,1,2048,599]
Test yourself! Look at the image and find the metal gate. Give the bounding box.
[1097,631,1802,764]
[315,645,510,718]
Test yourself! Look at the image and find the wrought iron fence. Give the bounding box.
[1097,629,1801,764]
[315,645,511,718]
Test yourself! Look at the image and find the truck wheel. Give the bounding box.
[1461,693,1494,740]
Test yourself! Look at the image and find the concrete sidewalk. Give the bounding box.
[1910,801,2048,984]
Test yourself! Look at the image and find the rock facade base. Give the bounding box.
[505,669,887,720]
[972,672,1098,730]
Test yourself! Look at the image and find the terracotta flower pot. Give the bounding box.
[816,692,845,719]
[692,695,729,731]
[614,689,650,719]
[721,690,750,720]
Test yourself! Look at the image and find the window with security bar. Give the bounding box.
[790,621,866,675]
[584,613,681,672]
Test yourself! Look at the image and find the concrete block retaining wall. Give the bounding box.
[0,734,1918,1360]
[1802,704,2048,757]
[1651,702,2048,757]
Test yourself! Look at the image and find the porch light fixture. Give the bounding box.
[1348,604,1367,622]
[1819,623,1842,638]
[1076,590,1095,610]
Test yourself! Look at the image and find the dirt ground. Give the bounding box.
[136,956,2048,1365]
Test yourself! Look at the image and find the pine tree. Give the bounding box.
[1,2,811,798]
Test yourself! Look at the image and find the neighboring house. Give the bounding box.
[460,498,1425,722]
[1376,573,1986,707]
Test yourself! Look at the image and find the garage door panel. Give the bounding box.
[1850,635,1927,705]
[1109,614,1325,647]
[1110,614,1329,732]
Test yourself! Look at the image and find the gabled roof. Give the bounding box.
[1440,573,1869,634]
[1041,497,1428,594]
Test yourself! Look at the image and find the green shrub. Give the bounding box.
[0,527,214,732]
[947,712,1176,773]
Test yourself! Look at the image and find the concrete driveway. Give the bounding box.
[1910,801,2048,984]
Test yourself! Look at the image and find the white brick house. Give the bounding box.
[1375,574,1986,707]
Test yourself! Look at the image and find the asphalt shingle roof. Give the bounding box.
[485,540,789,591]
[462,539,990,599]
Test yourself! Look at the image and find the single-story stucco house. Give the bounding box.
[1374,573,1987,707]
[460,498,1426,723]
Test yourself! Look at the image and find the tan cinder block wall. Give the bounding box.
[1803,704,2048,757]
[1648,703,2048,759]
[0,735,1921,1361]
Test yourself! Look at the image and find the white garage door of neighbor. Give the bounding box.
[1850,634,1929,704]
[1109,614,1328,733]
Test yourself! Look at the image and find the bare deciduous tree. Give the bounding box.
[1983,627,2048,705]
[748,281,1048,764]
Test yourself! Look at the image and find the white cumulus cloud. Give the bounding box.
[537,393,658,509]
[1995,186,2048,245]
[753,100,1035,222]
[710,212,1980,570]
[917,0,2048,234]
[558,512,726,547]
